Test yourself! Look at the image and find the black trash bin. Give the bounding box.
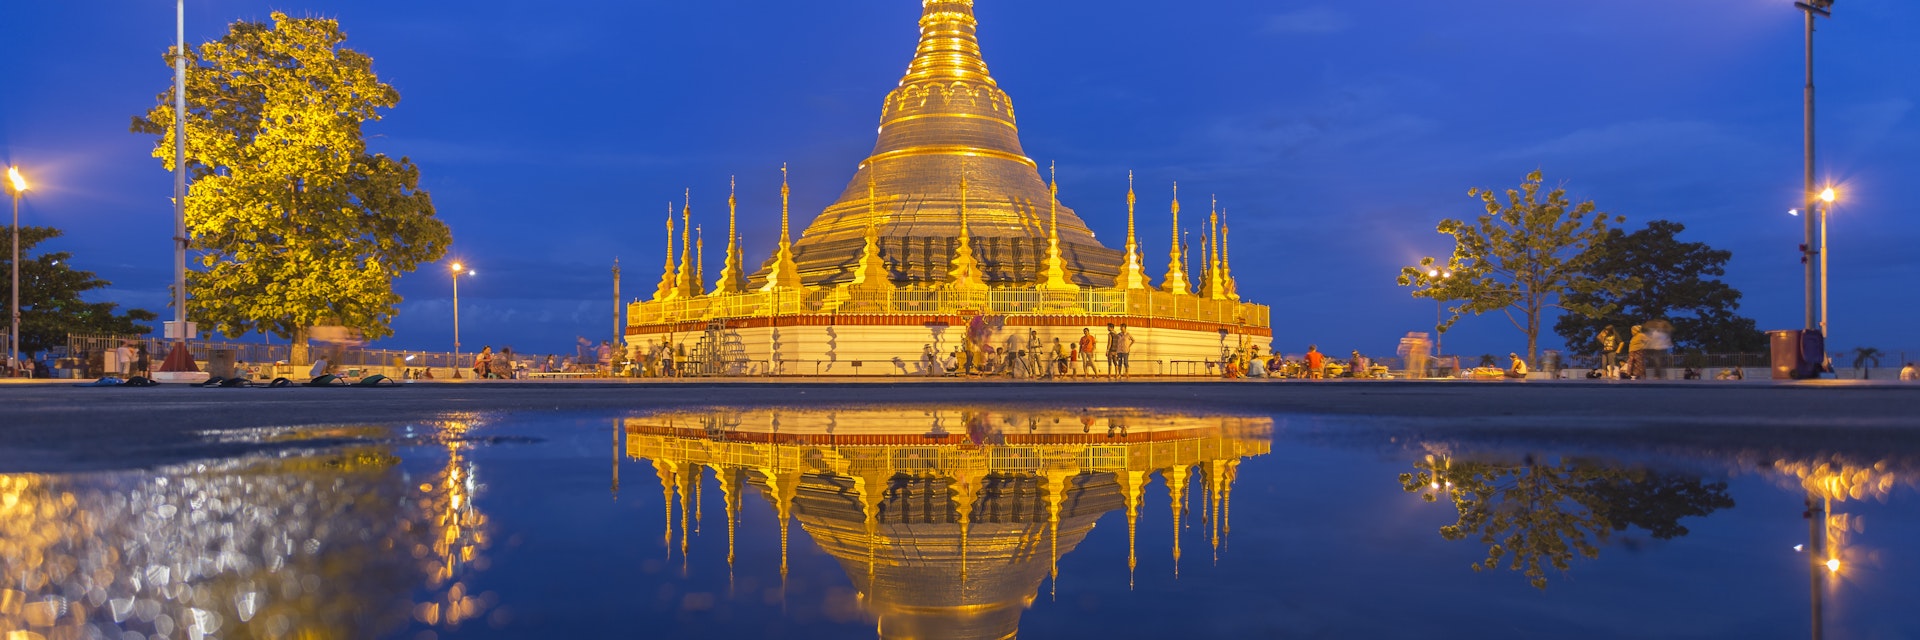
[1768,329,1826,380]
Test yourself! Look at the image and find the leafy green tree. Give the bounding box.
[1555,220,1766,356]
[1401,456,1733,589]
[131,13,449,363]
[1,227,157,354]
[1400,171,1629,366]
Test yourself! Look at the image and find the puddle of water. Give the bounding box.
[1,407,1915,639]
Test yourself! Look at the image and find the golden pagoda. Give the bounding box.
[625,1,1272,375]
[623,407,1271,640]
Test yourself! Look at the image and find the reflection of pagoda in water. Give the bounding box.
[624,408,1271,639]
[624,1,1272,373]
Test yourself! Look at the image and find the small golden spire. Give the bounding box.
[761,164,803,292]
[654,203,678,301]
[946,167,988,291]
[678,190,694,298]
[654,460,676,549]
[1038,161,1075,291]
[1162,182,1191,295]
[716,176,747,294]
[1116,170,1150,289]
[847,170,892,292]
[1122,470,1147,590]
[696,226,705,296]
[1222,209,1239,301]
[1166,464,1191,579]
[1206,196,1225,300]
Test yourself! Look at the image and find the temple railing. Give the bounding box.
[627,286,1270,329]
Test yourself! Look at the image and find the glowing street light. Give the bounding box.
[5,166,27,377]
[451,262,475,370]
[1817,187,1837,347]
[1796,0,1835,334]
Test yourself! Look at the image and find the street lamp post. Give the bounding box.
[451,263,473,371]
[1427,268,1453,367]
[5,167,28,377]
[1818,187,1835,345]
[1797,0,1834,334]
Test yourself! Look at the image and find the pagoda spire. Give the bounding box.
[653,203,678,301]
[1166,464,1191,579]
[1162,182,1191,295]
[946,169,988,291]
[695,226,705,296]
[1039,161,1076,291]
[1203,196,1225,300]
[760,164,802,292]
[845,171,893,295]
[677,190,695,298]
[1222,209,1239,301]
[1121,470,1147,590]
[1115,171,1151,289]
[716,176,748,294]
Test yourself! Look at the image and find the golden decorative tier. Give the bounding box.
[626,287,1271,330]
[750,0,1123,290]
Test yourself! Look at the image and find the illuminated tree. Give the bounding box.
[131,13,449,362]
[1399,171,1628,366]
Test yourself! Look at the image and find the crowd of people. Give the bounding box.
[922,323,1140,379]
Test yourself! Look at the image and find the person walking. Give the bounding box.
[1078,328,1099,378]
[1114,324,1137,378]
[1397,332,1430,379]
[1644,321,1674,380]
[1597,326,1622,379]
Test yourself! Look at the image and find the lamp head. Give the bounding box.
[1820,188,1836,204]
[6,166,26,194]
[451,262,464,272]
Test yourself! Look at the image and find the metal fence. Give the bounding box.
[56,334,587,379]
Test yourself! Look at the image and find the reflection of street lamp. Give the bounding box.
[1427,269,1453,360]
[450,263,474,367]
[6,167,29,377]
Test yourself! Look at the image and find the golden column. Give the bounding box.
[1115,171,1152,290]
[760,164,803,292]
[1162,182,1191,295]
[653,202,678,302]
[1038,162,1077,291]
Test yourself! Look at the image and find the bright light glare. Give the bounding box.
[451,262,464,271]
[1820,188,1837,204]
[1789,209,1801,217]
[6,166,26,193]
[1826,558,1841,573]
[1427,269,1439,277]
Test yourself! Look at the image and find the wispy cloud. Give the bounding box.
[1264,8,1351,35]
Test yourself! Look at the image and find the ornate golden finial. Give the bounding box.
[1122,470,1147,590]
[716,176,748,294]
[1162,182,1191,295]
[677,190,695,298]
[760,164,803,292]
[946,168,988,291]
[654,203,678,301]
[695,226,705,296]
[653,460,676,549]
[1038,161,1075,291]
[675,463,696,557]
[1115,170,1151,289]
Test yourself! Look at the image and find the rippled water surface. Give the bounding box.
[3,407,1916,639]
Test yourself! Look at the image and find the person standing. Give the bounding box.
[1078,328,1099,378]
[923,344,942,377]
[1626,325,1648,380]
[1051,337,1070,379]
[1104,324,1120,380]
[1115,324,1137,378]
[1645,322,1673,380]
[1901,363,1917,381]
[1597,326,1622,379]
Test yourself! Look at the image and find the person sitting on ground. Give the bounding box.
[1305,345,1326,380]
[1247,346,1268,378]
[1682,367,1701,380]
[1902,363,1918,381]
[1713,367,1744,381]
[1505,353,1530,379]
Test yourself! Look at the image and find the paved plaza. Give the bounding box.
[2,379,1917,473]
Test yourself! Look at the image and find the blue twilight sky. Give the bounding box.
[3,1,1916,359]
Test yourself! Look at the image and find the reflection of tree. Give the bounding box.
[1401,456,1733,589]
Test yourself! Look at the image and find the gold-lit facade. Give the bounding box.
[626,0,1270,374]
[624,408,1272,640]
